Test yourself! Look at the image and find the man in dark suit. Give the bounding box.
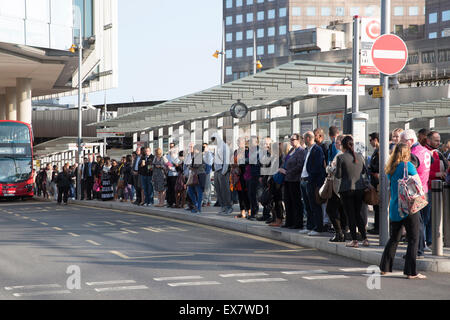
[132,147,143,205]
[299,131,326,236]
[83,154,96,200]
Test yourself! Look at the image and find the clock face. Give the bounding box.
[231,101,248,119]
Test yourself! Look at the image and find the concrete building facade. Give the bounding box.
[223,0,425,82]
[0,0,118,125]
[425,0,450,39]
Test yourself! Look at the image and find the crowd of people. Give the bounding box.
[34,126,450,278]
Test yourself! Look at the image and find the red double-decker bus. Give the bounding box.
[0,121,34,199]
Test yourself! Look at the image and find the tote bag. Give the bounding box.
[398,162,428,218]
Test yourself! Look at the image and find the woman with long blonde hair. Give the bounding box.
[380,143,426,280]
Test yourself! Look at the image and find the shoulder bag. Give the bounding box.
[398,162,428,218]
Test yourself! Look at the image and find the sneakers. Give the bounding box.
[308,231,322,236]
[424,246,432,252]
[298,229,311,234]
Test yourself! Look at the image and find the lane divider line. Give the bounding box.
[95,285,148,292]
[154,276,203,281]
[219,273,269,278]
[86,280,136,286]
[237,278,288,283]
[86,240,101,246]
[167,281,220,287]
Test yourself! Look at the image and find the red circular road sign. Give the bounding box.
[366,20,380,40]
[371,34,408,75]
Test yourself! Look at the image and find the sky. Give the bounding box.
[63,0,223,106]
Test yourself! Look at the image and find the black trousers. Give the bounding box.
[380,212,420,276]
[166,176,178,206]
[246,177,260,217]
[133,174,142,203]
[283,181,303,228]
[84,177,94,200]
[57,186,70,204]
[340,190,366,240]
[326,192,347,235]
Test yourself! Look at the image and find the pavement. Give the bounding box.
[35,197,450,273]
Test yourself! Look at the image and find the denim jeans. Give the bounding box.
[422,192,432,246]
[141,175,154,205]
[300,181,314,230]
[188,185,203,212]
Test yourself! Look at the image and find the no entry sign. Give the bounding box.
[371,34,408,75]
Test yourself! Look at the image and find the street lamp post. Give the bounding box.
[77,11,83,201]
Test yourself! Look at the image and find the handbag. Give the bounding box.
[93,181,101,192]
[363,185,379,205]
[258,186,274,207]
[398,162,428,218]
[319,176,334,200]
[175,174,186,192]
[186,170,199,186]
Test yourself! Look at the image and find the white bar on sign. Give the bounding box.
[373,50,406,59]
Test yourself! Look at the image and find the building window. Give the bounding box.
[438,49,450,62]
[257,11,264,20]
[365,6,378,17]
[257,45,264,55]
[247,12,253,22]
[292,25,302,31]
[350,7,360,16]
[394,7,404,16]
[236,0,243,7]
[246,29,253,39]
[268,44,275,54]
[395,25,403,35]
[239,71,249,78]
[246,47,253,57]
[409,6,419,16]
[226,66,232,76]
[236,14,243,24]
[306,7,316,16]
[408,24,419,33]
[321,7,331,16]
[226,16,233,25]
[443,10,450,22]
[268,9,275,19]
[279,25,286,35]
[226,33,233,42]
[408,53,419,65]
[336,7,345,16]
[279,8,287,17]
[236,48,243,58]
[257,28,264,38]
[429,12,437,24]
[226,0,233,9]
[292,7,301,16]
[247,0,253,5]
[422,51,435,64]
[257,0,263,3]
[226,49,233,59]
[306,24,316,29]
[236,31,243,41]
[429,32,437,39]
[268,26,275,37]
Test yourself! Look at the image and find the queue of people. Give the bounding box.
[35,126,450,279]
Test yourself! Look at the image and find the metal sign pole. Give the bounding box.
[379,0,391,246]
[77,12,83,201]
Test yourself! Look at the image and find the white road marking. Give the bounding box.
[30,219,37,222]
[154,276,203,281]
[86,280,136,286]
[302,275,349,280]
[13,290,71,297]
[103,221,116,226]
[68,232,80,237]
[340,268,370,272]
[110,250,130,259]
[237,278,288,283]
[86,240,101,246]
[52,227,63,231]
[168,281,221,287]
[219,273,269,278]
[5,284,61,291]
[95,285,148,292]
[363,271,405,277]
[40,222,48,226]
[121,228,138,234]
[281,269,328,275]
[116,220,131,225]
[141,227,162,233]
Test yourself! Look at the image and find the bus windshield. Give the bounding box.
[0,122,31,143]
[0,158,32,184]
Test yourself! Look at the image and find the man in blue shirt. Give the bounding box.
[327,126,339,166]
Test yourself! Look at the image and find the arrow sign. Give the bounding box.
[371,34,408,75]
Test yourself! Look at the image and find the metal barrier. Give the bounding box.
[431,180,444,256]
[444,182,450,248]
